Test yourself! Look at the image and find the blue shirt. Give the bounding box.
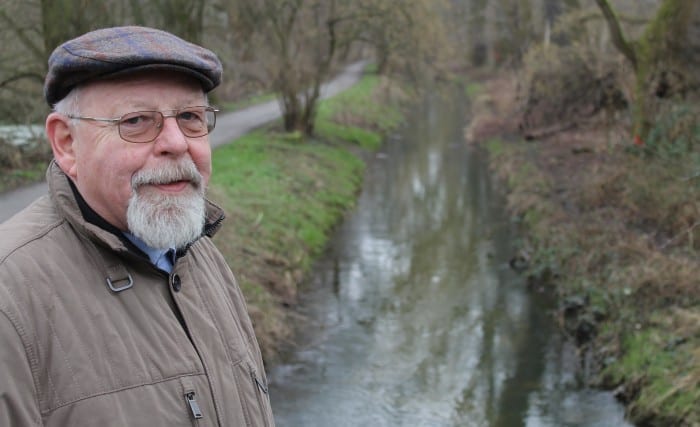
[122,232,176,273]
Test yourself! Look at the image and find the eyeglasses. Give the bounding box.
[64,106,219,143]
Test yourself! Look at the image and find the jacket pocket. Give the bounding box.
[232,359,273,427]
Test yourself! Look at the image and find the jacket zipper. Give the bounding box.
[250,366,271,426]
[185,391,204,420]
[171,275,226,427]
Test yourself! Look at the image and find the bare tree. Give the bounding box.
[144,0,207,44]
[40,0,118,60]
[222,0,456,135]
[355,0,453,77]
[0,0,49,122]
[0,0,211,124]
[223,0,357,135]
[594,0,699,137]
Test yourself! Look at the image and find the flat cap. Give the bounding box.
[44,26,222,106]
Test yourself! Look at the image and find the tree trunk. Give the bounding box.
[594,0,697,138]
[634,0,696,137]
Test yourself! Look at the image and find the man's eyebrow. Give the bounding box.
[117,99,207,111]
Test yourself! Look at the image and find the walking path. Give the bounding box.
[0,61,366,222]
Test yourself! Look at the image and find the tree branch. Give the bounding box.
[0,72,44,89]
[593,0,637,70]
[0,10,45,63]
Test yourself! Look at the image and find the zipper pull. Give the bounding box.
[185,391,203,419]
[251,370,269,394]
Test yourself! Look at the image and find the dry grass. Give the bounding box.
[465,75,521,144]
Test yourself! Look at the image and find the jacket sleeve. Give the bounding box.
[0,311,42,426]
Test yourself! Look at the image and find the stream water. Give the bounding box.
[268,91,634,427]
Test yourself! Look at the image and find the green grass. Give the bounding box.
[207,72,406,361]
[316,74,404,149]
[211,132,363,262]
[603,327,699,424]
[0,162,49,193]
[464,82,483,98]
[484,138,504,157]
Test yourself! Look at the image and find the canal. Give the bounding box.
[268,91,633,427]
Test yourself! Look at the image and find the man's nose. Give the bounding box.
[153,116,188,155]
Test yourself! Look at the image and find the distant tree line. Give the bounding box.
[0,0,455,136]
[2,0,697,142]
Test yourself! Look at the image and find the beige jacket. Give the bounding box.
[0,162,275,427]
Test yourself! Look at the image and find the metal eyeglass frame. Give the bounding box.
[63,106,219,143]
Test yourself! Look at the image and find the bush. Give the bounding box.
[0,139,23,169]
[518,10,630,137]
[642,103,700,160]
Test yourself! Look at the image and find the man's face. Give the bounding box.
[62,72,212,242]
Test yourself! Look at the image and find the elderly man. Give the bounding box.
[0,27,274,426]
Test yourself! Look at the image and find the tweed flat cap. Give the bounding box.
[44,26,222,106]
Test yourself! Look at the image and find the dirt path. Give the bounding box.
[0,61,367,223]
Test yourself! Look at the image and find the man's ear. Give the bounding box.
[45,112,78,179]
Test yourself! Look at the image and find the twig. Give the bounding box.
[681,171,700,182]
[660,220,700,250]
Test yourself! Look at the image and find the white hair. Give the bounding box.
[52,87,82,124]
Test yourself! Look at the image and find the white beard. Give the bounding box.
[126,160,206,250]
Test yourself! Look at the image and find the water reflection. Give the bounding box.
[269,92,632,427]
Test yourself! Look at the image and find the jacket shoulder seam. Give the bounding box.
[0,218,66,266]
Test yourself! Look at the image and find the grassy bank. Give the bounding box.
[467,74,699,426]
[208,73,405,361]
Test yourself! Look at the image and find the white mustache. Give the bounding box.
[131,160,203,190]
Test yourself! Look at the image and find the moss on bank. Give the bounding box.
[208,74,406,362]
[468,74,699,426]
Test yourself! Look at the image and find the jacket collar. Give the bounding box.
[47,160,226,254]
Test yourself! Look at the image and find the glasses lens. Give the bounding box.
[206,109,217,133]
[118,111,161,143]
[176,107,216,137]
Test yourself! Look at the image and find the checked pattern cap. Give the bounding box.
[44,26,222,106]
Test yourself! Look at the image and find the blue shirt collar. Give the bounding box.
[122,232,176,273]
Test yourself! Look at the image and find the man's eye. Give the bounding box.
[178,110,203,122]
[121,114,152,127]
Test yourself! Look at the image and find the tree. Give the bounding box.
[357,0,453,78]
[594,0,699,138]
[138,0,207,44]
[40,0,118,60]
[0,0,211,123]
[223,0,456,136]
[222,0,346,135]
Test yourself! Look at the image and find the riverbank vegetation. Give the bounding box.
[209,73,407,361]
[465,1,700,425]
